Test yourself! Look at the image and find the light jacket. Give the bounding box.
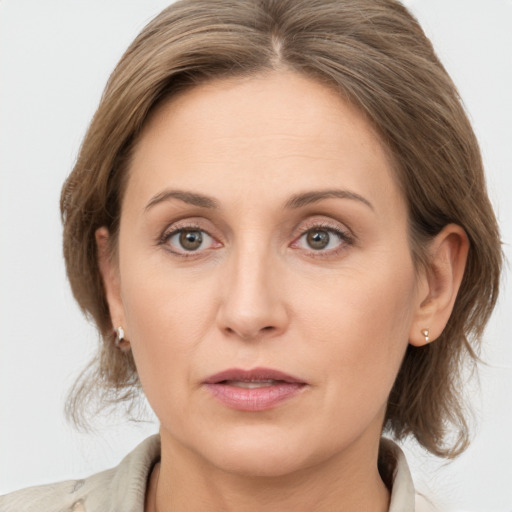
[0,435,438,511]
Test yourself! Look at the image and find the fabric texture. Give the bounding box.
[0,435,438,511]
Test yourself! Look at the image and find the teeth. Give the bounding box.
[225,379,278,389]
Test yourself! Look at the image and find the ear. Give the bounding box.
[95,227,127,334]
[409,224,469,347]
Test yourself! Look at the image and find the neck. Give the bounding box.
[150,429,390,512]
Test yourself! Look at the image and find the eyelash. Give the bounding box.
[158,222,217,259]
[158,221,354,259]
[292,222,354,259]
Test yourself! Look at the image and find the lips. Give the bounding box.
[203,367,307,411]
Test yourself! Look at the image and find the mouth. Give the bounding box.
[203,367,308,411]
[218,379,286,389]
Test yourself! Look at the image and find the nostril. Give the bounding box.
[223,324,276,339]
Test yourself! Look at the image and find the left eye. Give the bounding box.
[166,228,214,253]
[296,228,345,251]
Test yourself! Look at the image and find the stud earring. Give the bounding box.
[421,328,430,343]
[115,327,125,347]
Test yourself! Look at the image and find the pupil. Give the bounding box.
[180,230,203,250]
[307,230,329,250]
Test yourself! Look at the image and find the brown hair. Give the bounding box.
[61,0,502,457]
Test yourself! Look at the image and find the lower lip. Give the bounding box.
[204,382,306,411]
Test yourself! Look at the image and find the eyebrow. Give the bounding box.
[144,188,373,212]
[145,190,219,211]
[285,189,374,210]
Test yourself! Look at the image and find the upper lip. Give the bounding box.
[204,367,307,384]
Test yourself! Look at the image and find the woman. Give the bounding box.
[0,0,503,510]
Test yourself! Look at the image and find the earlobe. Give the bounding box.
[95,227,126,333]
[409,224,469,347]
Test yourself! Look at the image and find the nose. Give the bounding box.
[216,244,289,341]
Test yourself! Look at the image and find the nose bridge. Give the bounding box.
[218,233,286,339]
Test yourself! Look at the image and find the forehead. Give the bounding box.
[126,70,403,215]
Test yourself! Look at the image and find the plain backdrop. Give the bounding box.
[1,1,511,510]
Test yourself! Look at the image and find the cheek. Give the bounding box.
[293,256,417,402]
[118,258,219,406]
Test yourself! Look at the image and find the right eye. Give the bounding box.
[163,227,217,254]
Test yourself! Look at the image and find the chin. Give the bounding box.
[211,448,308,478]
[191,424,329,478]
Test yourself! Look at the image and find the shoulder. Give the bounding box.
[415,493,442,512]
[0,473,112,512]
[0,435,161,512]
[381,438,443,512]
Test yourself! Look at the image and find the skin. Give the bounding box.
[97,70,468,511]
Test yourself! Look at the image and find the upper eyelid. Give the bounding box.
[299,225,348,237]
[160,220,215,240]
[293,217,353,238]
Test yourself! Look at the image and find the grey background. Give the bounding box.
[1,1,511,510]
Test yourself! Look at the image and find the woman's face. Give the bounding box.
[104,71,428,476]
